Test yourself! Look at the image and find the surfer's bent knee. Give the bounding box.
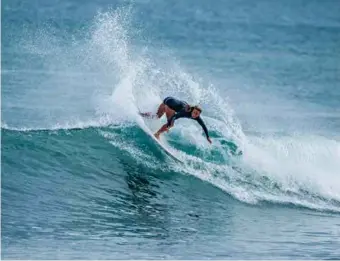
[157,103,166,118]
[164,106,175,119]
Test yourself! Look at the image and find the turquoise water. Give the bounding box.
[2,0,340,259]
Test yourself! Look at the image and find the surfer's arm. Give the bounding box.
[196,117,211,143]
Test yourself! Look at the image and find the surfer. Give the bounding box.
[140,97,212,144]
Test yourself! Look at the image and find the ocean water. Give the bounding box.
[2,0,340,259]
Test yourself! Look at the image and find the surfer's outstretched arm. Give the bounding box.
[196,117,212,144]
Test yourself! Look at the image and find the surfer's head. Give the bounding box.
[191,105,202,118]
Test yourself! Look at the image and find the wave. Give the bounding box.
[3,119,340,213]
[2,7,340,213]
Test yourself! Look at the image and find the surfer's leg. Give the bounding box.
[165,106,176,123]
[140,100,172,119]
[154,107,176,139]
[156,103,166,118]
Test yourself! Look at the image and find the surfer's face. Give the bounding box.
[191,108,201,118]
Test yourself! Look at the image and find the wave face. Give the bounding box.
[2,0,340,259]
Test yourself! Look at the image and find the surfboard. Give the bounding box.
[137,112,184,163]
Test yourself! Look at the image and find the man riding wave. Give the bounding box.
[140,97,212,144]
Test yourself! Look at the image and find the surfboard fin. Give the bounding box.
[139,112,158,119]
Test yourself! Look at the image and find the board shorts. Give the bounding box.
[163,97,189,112]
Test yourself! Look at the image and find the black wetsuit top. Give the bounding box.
[163,97,210,139]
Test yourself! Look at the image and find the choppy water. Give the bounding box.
[2,0,340,259]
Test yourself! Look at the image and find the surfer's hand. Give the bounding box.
[207,137,212,144]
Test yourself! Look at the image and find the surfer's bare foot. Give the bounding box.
[154,132,160,139]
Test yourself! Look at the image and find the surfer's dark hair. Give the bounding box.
[192,105,202,113]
